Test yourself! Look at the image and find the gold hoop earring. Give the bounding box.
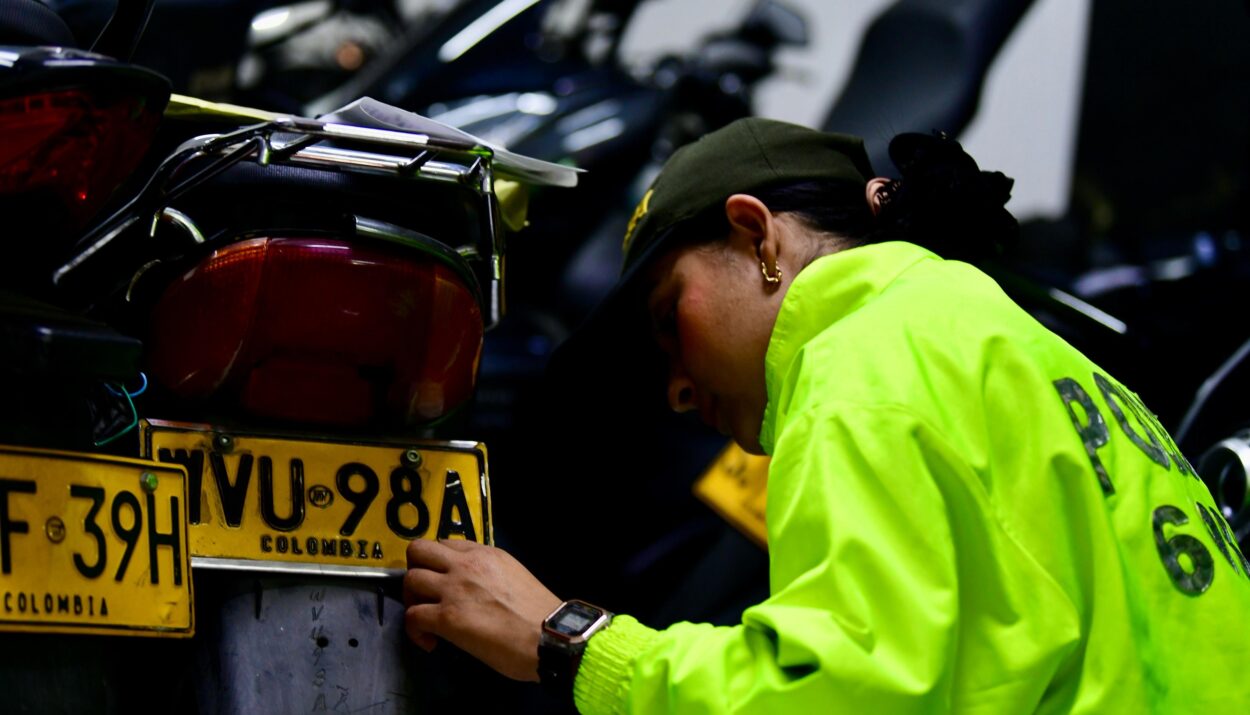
[761,261,782,284]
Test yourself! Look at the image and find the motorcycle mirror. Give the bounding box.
[740,0,808,48]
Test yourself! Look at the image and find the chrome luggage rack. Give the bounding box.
[53,113,569,328]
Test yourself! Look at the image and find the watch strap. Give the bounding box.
[538,632,585,701]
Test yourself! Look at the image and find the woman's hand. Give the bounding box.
[403,539,562,682]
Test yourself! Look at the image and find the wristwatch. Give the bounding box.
[538,599,614,699]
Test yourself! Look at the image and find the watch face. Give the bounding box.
[550,601,604,637]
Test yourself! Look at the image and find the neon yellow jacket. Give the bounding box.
[573,241,1250,714]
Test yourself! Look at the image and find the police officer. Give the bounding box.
[403,118,1250,713]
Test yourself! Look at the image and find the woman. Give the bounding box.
[403,118,1250,713]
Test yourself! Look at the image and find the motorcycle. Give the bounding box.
[0,0,578,711]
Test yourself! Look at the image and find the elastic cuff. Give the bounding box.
[573,615,661,715]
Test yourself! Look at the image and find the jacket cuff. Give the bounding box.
[573,614,660,715]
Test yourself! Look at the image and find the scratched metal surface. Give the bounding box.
[190,572,551,713]
[193,575,421,714]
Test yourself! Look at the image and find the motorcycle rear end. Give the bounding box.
[0,1,575,711]
[0,2,192,710]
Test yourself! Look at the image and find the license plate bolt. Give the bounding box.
[215,434,235,452]
[45,516,66,544]
[403,449,423,468]
[140,471,160,493]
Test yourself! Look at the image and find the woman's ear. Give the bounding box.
[724,193,776,267]
[865,177,892,217]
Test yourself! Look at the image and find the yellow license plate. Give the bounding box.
[0,445,193,637]
[693,441,770,548]
[141,420,491,575]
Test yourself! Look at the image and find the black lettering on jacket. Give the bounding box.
[1053,378,1114,495]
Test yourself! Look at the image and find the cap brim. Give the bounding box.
[545,226,678,411]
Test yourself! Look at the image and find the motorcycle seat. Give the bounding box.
[0,0,75,47]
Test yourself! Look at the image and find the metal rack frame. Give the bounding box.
[54,116,510,326]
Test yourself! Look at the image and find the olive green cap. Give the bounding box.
[619,117,875,276]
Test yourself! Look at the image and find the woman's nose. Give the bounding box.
[667,369,697,413]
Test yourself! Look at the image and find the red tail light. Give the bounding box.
[0,88,162,232]
[147,237,484,426]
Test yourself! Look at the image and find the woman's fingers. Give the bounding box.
[402,567,444,607]
[436,537,481,552]
[406,538,452,572]
[404,604,440,653]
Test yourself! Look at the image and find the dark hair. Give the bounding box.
[671,132,1018,264]
[874,132,1019,262]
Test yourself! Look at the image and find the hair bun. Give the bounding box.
[880,132,1019,262]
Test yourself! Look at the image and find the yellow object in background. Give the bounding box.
[494,179,530,232]
[692,442,770,547]
[165,94,289,123]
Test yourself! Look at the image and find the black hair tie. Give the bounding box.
[879,132,1019,263]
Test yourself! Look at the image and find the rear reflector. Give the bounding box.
[147,237,483,426]
[0,89,162,235]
